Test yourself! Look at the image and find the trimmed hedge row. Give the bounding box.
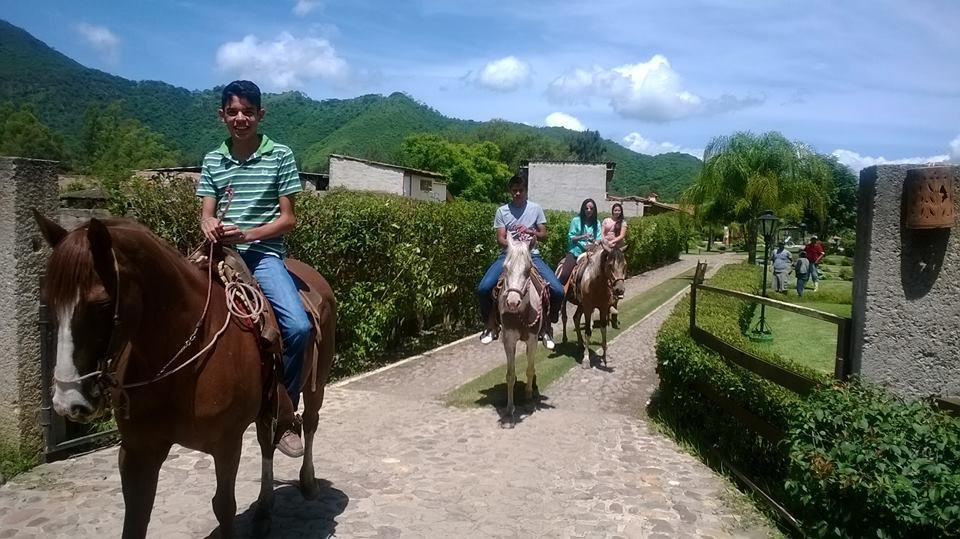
[654,263,960,537]
[116,176,689,378]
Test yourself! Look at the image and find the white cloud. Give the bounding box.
[547,55,761,122]
[75,23,120,64]
[474,56,532,92]
[950,134,960,162]
[831,149,950,173]
[622,132,702,158]
[544,112,585,131]
[216,33,348,90]
[293,0,321,17]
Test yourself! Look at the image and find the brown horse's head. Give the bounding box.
[601,240,627,298]
[33,211,144,422]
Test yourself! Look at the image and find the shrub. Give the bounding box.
[109,181,687,378]
[838,267,853,281]
[786,383,960,537]
[655,263,960,536]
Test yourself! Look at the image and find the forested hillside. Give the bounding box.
[0,19,700,200]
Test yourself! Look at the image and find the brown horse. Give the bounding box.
[33,213,335,538]
[558,241,626,367]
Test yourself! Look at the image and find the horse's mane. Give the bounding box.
[503,239,531,275]
[582,244,625,291]
[45,218,196,313]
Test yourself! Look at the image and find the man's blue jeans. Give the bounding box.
[241,251,311,409]
[809,262,820,283]
[476,252,564,327]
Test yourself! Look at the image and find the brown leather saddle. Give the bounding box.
[189,245,326,437]
[555,251,593,306]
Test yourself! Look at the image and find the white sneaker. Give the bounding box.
[542,331,556,350]
[480,329,495,345]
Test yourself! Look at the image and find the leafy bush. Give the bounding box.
[787,383,960,537]
[838,267,853,281]
[108,180,687,378]
[822,255,853,267]
[654,263,960,536]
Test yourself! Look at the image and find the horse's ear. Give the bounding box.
[32,209,67,247]
[621,242,630,253]
[87,219,117,290]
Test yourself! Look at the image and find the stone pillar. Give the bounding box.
[852,164,960,399]
[0,157,59,454]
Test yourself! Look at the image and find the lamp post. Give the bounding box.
[750,210,779,342]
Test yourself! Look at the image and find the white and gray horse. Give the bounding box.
[497,232,543,426]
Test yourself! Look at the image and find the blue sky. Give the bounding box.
[4,0,959,170]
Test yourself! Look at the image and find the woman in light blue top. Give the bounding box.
[559,198,601,286]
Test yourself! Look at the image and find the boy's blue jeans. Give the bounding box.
[241,251,311,409]
[476,252,564,327]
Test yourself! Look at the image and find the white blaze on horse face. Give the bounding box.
[52,299,94,418]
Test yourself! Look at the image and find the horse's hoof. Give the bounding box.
[499,417,516,429]
[300,474,321,500]
[596,348,605,357]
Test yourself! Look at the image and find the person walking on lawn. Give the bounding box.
[771,241,792,293]
[803,235,825,292]
[792,251,811,297]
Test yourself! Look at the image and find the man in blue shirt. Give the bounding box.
[476,174,564,349]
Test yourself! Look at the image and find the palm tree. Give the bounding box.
[683,131,831,263]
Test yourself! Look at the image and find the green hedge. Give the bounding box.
[654,263,960,537]
[114,177,688,378]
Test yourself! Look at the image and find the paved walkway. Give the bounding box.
[0,253,778,538]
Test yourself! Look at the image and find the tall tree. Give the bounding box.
[471,120,574,170]
[683,131,831,263]
[80,102,181,187]
[397,134,512,202]
[811,155,858,235]
[568,130,606,162]
[0,103,66,160]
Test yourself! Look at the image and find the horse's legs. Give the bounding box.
[211,438,243,538]
[583,308,594,367]
[118,443,170,539]
[573,306,583,350]
[253,416,276,537]
[560,301,568,343]
[524,333,537,403]
[299,385,324,500]
[599,307,609,365]
[502,333,518,427]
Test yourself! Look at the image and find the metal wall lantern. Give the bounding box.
[905,166,955,229]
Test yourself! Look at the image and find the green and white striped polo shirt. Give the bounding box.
[196,135,302,258]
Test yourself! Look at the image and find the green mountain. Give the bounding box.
[0,19,701,200]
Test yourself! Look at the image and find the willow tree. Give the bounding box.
[683,131,831,263]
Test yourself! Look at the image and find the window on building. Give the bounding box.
[420,178,433,192]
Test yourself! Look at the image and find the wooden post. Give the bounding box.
[834,317,853,380]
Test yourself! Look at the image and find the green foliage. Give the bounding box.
[655,262,959,536]
[622,212,693,274]
[786,383,960,537]
[0,442,38,482]
[468,119,574,171]
[813,155,858,236]
[108,173,203,254]
[397,134,512,202]
[568,129,606,162]
[80,102,181,188]
[0,102,65,160]
[0,21,702,199]
[683,131,832,263]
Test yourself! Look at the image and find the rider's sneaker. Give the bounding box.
[542,330,556,350]
[277,429,304,458]
[480,329,495,345]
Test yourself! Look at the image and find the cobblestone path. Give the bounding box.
[0,253,778,538]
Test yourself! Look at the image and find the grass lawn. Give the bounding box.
[747,301,852,374]
[445,269,696,408]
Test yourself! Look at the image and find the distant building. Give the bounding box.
[328,154,448,202]
[522,161,615,213]
[522,161,687,217]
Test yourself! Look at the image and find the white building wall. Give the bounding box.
[408,174,446,202]
[329,156,404,195]
[527,162,607,213]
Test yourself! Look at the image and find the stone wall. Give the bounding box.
[527,162,608,213]
[852,164,960,399]
[329,156,403,195]
[0,157,59,453]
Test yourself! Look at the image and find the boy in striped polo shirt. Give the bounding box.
[197,80,308,458]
